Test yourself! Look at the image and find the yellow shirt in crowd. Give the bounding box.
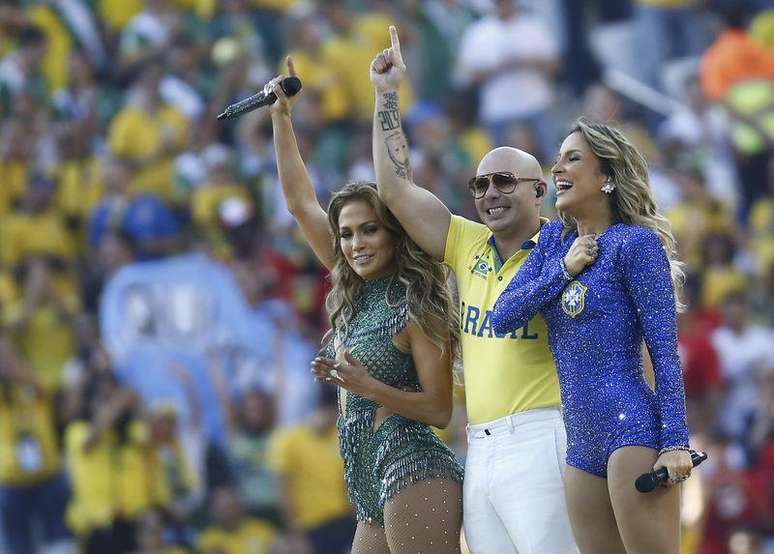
[701,267,747,308]
[750,196,774,275]
[107,105,189,202]
[0,209,76,267]
[3,296,78,392]
[65,420,171,535]
[321,13,413,122]
[0,161,28,217]
[0,386,60,486]
[197,518,277,554]
[267,425,350,530]
[281,50,349,122]
[27,4,71,93]
[444,216,561,425]
[191,183,253,229]
[96,0,143,32]
[54,158,105,220]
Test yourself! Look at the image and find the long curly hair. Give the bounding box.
[324,182,458,355]
[560,118,686,310]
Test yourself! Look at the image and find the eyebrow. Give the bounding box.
[339,220,379,231]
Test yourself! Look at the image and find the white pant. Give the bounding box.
[463,408,579,554]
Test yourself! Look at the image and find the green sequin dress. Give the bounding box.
[325,275,464,526]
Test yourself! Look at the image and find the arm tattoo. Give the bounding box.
[377,91,401,131]
[383,91,399,110]
[384,130,412,179]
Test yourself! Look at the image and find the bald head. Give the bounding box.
[476,147,543,180]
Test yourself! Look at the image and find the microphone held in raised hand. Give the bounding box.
[635,450,707,493]
[217,76,302,120]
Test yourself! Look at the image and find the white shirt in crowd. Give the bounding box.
[456,12,558,124]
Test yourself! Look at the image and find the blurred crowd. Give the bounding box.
[0,0,772,553]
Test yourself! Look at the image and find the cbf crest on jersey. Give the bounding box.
[471,256,493,279]
[562,280,588,318]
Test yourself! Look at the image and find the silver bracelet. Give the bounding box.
[658,445,690,456]
[559,258,574,281]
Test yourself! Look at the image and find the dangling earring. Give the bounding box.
[601,179,616,194]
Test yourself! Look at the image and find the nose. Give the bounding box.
[351,233,364,251]
[551,159,564,176]
[483,179,501,200]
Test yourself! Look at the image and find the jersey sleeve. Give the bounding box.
[443,215,486,273]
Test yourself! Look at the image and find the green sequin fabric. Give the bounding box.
[325,275,464,526]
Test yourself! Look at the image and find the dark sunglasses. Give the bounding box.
[467,172,540,199]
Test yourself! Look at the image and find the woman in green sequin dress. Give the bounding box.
[268,59,463,553]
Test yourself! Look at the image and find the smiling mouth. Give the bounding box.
[555,180,573,195]
[353,254,373,264]
[486,207,507,216]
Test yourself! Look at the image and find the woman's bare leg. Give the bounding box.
[565,465,627,553]
[607,446,681,554]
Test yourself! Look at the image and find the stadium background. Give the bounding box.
[0,0,771,552]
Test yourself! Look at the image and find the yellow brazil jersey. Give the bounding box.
[197,518,277,554]
[267,425,350,530]
[0,386,60,486]
[444,215,560,424]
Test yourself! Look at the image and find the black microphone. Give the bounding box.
[217,76,302,120]
[635,450,707,493]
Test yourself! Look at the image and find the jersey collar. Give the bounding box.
[487,217,548,260]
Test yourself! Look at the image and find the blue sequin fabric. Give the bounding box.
[324,276,463,525]
[492,221,689,477]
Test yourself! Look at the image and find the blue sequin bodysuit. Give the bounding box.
[492,221,689,477]
[325,276,463,525]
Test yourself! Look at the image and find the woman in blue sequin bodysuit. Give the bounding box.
[492,119,693,553]
[268,60,463,554]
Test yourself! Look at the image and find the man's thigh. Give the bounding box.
[489,416,578,553]
[462,439,518,554]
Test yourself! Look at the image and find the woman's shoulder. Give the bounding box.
[614,224,662,248]
[611,224,666,266]
[536,219,565,244]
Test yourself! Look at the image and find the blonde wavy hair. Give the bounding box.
[325,182,459,355]
[560,118,685,310]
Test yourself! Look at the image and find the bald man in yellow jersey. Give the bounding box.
[368,28,578,553]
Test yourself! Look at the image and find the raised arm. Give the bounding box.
[269,57,334,270]
[370,26,451,261]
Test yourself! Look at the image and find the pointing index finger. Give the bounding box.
[389,25,402,60]
[286,55,297,77]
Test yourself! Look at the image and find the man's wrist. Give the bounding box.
[375,86,399,97]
